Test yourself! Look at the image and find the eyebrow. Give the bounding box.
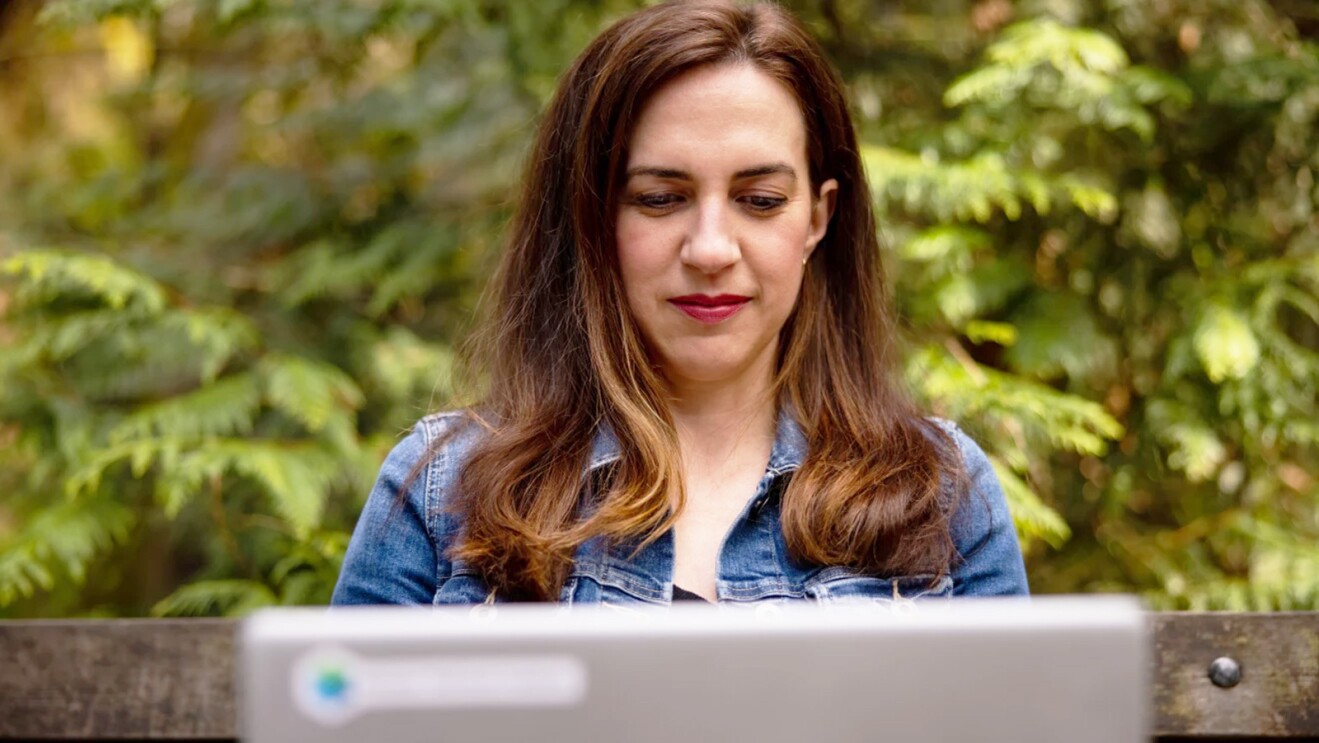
[624,163,798,181]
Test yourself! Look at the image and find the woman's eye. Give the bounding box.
[631,193,684,211]
[742,195,788,212]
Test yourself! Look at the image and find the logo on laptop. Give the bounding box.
[314,664,350,703]
[293,648,360,726]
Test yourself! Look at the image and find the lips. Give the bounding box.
[668,294,751,324]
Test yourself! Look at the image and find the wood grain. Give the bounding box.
[1151,612,1319,738]
[0,619,236,740]
[1,613,1316,740]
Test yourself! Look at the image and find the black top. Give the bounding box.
[671,585,711,602]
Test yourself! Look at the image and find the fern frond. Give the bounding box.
[259,354,364,434]
[276,571,328,605]
[0,549,53,606]
[62,310,258,399]
[151,579,276,617]
[900,225,991,266]
[111,372,262,442]
[366,226,460,317]
[863,146,1115,223]
[0,497,134,606]
[1,250,165,313]
[1193,302,1260,383]
[910,344,1125,456]
[270,531,350,585]
[367,327,456,403]
[989,458,1072,549]
[945,19,1175,143]
[65,438,179,497]
[1145,400,1227,482]
[159,309,261,382]
[210,440,340,537]
[1006,292,1117,381]
[913,255,1031,326]
[66,434,345,532]
[6,307,144,365]
[986,20,1129,76]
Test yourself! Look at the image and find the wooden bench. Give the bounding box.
[2,613,1316,740]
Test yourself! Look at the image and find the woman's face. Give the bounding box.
[616,63,836,391]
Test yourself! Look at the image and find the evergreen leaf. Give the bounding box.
[965,320,1018,347]
[368,327,456,405]
[901,226,990,265]
[111,372,262,442]
[162,309,261,383]
[260,355,364,434]
[151,579,277,617]
[909,344,1124,456]
[2,250,165,313]
[989,458,1072,549]
[1006,292,1116,381]
[1194,303,1262,383]
[1145,401,1228,482]
[0,497,134,606]
[215,440,339,537]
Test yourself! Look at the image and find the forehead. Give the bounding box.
[626,63,808,173]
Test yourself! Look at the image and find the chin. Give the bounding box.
[661,352,751,384]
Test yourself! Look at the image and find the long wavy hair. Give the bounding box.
[436,0,961,600]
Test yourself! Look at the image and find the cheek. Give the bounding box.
[759,244,805,275]
[749,222,811,282]
[615,218,670,301]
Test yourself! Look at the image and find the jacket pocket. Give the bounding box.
[431,573,583,605]
[431,573,493,605]
[803,568,954,606]
[566,572,666,607]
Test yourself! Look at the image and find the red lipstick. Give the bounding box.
[668,294,751,324]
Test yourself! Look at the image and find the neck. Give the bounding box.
[664,355,778,475]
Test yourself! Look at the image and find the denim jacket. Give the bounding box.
[332,410,1029,607]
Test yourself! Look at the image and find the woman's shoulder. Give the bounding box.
[371,410,491,510]
[922,417,1030,596]
[332,410,486,605]
[921,415,1002,514]
[413,408,485,444]
[401,408,488,461]
[924,416,994,477]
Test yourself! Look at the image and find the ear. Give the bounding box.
[804,178,838,261]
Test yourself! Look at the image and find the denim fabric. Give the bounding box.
[332,410,1029,607]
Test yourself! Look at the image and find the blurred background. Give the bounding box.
[0,0,1314,618]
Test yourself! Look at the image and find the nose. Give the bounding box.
[680,195,739,275]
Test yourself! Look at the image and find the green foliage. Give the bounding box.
[0,0,618,617]
[150,579,276,617]
[0,498,134,606]
[3,250,166,312]
[1193,303,1261,383]
[864,0,1319,609]
[990,461,1072,550]
[0,0,1315,615]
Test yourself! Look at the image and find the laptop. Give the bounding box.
[241,596,1149,742]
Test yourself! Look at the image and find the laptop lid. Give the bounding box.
[242,596,1148,743]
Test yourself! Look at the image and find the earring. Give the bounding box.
[802,256,809,266]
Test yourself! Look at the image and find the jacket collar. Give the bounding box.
[585,404,808,475]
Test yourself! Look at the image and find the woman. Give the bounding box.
[332,0,1028,606]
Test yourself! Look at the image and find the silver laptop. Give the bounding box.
[242,596,1149,742]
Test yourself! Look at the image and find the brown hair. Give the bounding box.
[439,0,961,600]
